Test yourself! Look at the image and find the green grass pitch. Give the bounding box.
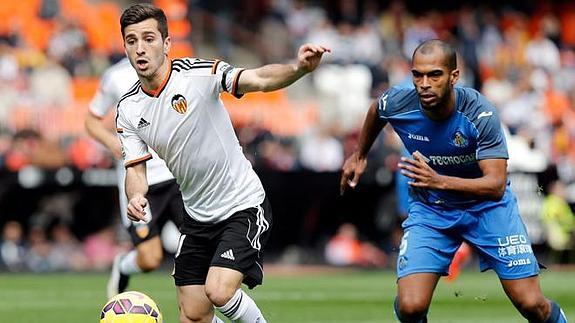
[0,269,573,322]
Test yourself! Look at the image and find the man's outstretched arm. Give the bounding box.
[237,43,330,94]
[85,113,122,159]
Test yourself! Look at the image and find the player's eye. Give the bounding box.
[429,71,443,78]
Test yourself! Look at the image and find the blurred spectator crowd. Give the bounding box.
[1,0,575,270]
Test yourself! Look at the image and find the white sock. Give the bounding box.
[119,250,143,275]
[216,289,267,323]
[212,315,224,323]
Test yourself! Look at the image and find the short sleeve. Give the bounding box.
[212,60,245,99]
[476,115,508,160]
[475,105,509,160]
[377,89,393,119]
[89,74,116,118]
[116,107,151,167]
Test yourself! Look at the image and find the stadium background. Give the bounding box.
[0,0,574,322]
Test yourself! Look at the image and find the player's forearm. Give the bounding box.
[437,174,506,200]
[239,63,306,93]
[125,164,148,201]
[356,102,385,160]
[85,115,121,154]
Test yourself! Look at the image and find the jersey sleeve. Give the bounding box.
[88,72,116,118]
[212,60,245,99]
[376,86,412,119]
[475,106,509,160]
[116,106,152,168]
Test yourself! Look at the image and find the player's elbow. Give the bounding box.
[84,114,99,136]
[84,118,94,134]
[488,182,506,201]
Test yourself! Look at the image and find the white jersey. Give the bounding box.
[89,58,174,186]
[116,58,265,223]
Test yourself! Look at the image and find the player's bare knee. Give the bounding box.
[204,284,236,307]
[397,297,429,319]
[179,311,212,323]
[179,302,213,323]
[138,252,162,272]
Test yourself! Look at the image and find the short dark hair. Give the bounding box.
[120,4,168,39]
[412,39,457,71]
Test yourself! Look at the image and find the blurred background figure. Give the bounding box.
[325,223,386,268]
[0,221,26,272]
[541,180,575,263]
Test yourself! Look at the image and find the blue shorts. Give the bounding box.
[397,191,540,280]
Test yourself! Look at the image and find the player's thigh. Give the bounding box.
[176,284,214,322]
[466,200,540,279]
[173,233,214,287]
[205,266,244,305]
[397,273,441,309]
[397,220,460,278]
[212,199,272,289]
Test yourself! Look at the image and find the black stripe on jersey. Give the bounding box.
[114,82,141,133]
[117,81,141,106]
[172,58,214,69]
[221,66,233,92]
[172,62,213,72]
[211,60,221,74]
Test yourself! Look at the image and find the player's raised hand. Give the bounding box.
[127,194,149,222]
[340,152,367,195]
[398,151,443,189]
[297,44,330,73]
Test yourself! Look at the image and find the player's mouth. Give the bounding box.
[136,58,149,70]
[419,93,436,104]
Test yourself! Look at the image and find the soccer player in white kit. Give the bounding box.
[85,57,185,298]
[116,4,329,323]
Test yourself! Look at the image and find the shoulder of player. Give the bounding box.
[456,87,498,122]
[102,58,132,79]
[116,81,143,110]
[378,86,418,116]
[171,57,220,75]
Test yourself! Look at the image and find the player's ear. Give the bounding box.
[163,36,171,56]
[450,69,460,85]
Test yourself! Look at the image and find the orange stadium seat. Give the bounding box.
[72,77,99,101]
[170,41,194,59]
[60,0,91,21]
[221,91,318,136]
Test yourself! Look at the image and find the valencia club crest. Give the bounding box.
[171,94,187,114]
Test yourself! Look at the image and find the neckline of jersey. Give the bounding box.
[417,87,461,122]
[141,60,173,98]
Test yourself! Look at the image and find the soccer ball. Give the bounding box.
[100,291,163,323]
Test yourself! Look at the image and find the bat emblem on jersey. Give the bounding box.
[171,94,188,114]
[452,130,468,148]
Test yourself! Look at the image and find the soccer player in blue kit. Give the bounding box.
[341,39,568,323]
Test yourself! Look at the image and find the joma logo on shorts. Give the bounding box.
[507,258,531,267]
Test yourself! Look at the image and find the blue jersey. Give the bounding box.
[377,86,508,208]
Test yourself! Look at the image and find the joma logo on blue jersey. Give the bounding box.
[408,133,430,142]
